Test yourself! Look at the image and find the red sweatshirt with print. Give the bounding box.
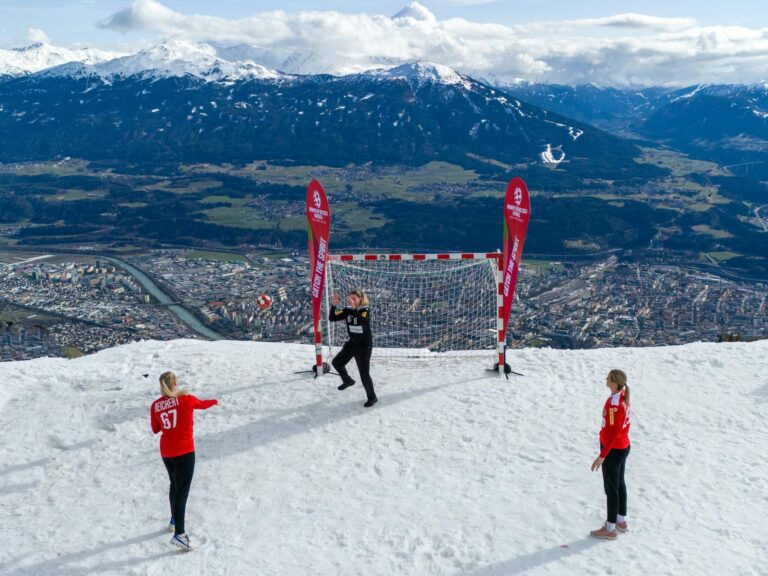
[599,389,630,458]
[151,394,217,458]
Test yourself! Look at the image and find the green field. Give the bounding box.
[187,250,247,262]
[332,203,389,231]
[45,189,108,202]
[200,206,272,229]
[692,224,733,239]
[201,160,489,201]
[636,148,727,178]
[5,159,91,177]
[142,178,224,195]
[707,251,741,262]
[633,148,732,212]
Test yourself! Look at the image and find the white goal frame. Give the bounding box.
[322,252,505,372]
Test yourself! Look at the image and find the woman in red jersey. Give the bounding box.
[590,369,631,540]
[150,371,218,551]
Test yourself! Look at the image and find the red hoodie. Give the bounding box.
[599,389,630,459]
[151,394,217,458]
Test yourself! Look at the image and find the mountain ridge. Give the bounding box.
[0,58,655,180]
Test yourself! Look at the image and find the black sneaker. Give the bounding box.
[363,397,378,408]
[337,380,355,391]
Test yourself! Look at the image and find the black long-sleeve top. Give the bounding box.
[329,305,373,347]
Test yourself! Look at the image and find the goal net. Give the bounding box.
[323,253,503,363]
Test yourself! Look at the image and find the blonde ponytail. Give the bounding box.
[159,371,184,398]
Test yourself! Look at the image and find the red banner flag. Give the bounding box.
[306,179,331,370]
[500,177,531,347]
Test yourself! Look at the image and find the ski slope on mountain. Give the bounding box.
[0,339,766,575]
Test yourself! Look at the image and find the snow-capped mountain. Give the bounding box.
[40,40,288,83]
[6,38,765,178]
[0,55,656,180]
[502,81,768,138]
[642,83,768,140]
[392,1,438,22]
[500,82,675,133]
[501,81,768,177]
[0,42,123,77]
[363,62,472,90]
[212,43,381,77]
[639,84,768,177]
[0,338,765,574]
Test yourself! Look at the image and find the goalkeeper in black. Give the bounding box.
[329,288,377,407]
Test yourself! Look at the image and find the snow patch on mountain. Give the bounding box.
[672,83,708,102]
[0,42,123,77]
[543,118,584,141]
[541,143,566,165]
[36,40,287,83]
[364,62,472,91]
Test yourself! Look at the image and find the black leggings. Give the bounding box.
[601,445,630,523]
[162,451,195,535]
[332,343,376,400]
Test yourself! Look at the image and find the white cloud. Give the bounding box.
[568,13,697,31]
[96,0,768,86]
[27,28,51,44]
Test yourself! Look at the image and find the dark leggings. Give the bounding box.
[601,445,630,523]
[162,451,195,535]
[332,343,376,400]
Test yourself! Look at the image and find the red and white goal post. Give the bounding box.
[319,252,507,374]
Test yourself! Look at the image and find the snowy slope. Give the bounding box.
[0,43,122,77]
[363,62,473,90]
[39,40,287,83]
[0,339,766,575]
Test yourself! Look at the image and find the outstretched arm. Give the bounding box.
[188,395,218,410]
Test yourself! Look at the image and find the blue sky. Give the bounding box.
[2,1,767,85]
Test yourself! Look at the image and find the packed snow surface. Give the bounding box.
[0,339,766,575]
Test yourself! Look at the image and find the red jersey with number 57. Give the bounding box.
[599,390,630,458]
[151,394,217,458]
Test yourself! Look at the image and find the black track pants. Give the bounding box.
[162,451,195,535]
[601,445,630,523]
[332,343,376,400]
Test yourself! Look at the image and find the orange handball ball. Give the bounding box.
[257,293,273,310]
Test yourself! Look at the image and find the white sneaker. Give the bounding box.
[171,532,192,551]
